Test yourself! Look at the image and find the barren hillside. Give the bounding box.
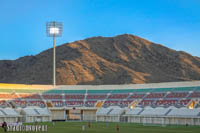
[0,34,200,85]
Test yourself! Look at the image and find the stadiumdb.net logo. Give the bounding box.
[7,125,48,132]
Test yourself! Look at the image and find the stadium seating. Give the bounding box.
[28,100,46,108]
[0,93,18,99]
[119,100,133,107]
[66,101,84,106]
[0,84,199,112]
[188,92,200,98]
[166,92,188,98]
[12,100,27,108]
[103,100,119,107]
[43,94,62,99]
[51,101,64,107]
[108,94,129,99]
[138,100,154,106]
[179,99,191,105]
[155,99,178,106]
[146,93,165,98]
[19,94,41,99]
[129,93,145,99]
[0,100,10,108]
[85,100,97,107]
[0,82,199,125]
[0,90,197,109]
[86,94,107,99]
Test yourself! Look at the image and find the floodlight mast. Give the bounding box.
[46,21,63,86]
[53,22,56,86]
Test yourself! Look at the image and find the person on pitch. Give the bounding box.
[88,121,91,128]
[2,121,7,132]
[116,124,120,133]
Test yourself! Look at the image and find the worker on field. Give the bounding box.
[88,121,91,128]
[116,124,120,133]
[2,121,7,132]
[82,125,85,131]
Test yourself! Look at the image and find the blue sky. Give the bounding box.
[0,0,200,60]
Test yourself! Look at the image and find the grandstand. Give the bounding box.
[0,81,200,125]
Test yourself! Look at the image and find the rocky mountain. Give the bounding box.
[0,34,200,85]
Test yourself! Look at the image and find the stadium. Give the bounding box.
[1,1,200,133]
[0,81,200,132]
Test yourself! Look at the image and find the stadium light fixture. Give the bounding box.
[50,27,59,34]
[46,21,63,86]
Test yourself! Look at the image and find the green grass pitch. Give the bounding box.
[1,122,200,133]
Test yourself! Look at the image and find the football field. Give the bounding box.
[1,122,200,133]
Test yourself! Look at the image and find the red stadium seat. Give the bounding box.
[188,92,200,98]
[166,92,187,98]
[43,94,62,99]
[146,93,165,98]
[28,100,46,107]
[0,93,18,99]
[19,94,41,99]
[129,93,145,99]
[87,95,106,99]
[108,94,129,99]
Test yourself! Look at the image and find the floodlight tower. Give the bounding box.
[46,21,63,86]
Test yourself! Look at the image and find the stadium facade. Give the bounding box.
[0,81,200,126]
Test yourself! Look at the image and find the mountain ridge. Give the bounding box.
[0,34,200,85]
